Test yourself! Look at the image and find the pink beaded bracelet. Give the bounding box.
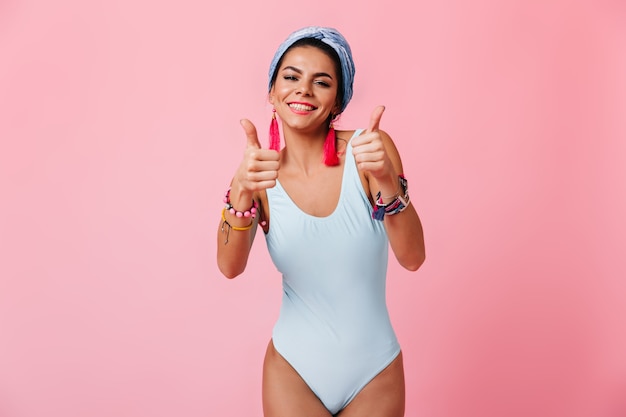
[223,187,258,218]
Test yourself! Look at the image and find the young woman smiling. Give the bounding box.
[217,26,425,417]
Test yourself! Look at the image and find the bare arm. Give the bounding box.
[216,186,259,279]
[216,119,279,279]
[366,131,425,271]
[351,106,426,271]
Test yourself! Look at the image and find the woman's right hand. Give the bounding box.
[229,119,280,206]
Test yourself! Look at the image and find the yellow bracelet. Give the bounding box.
[221,208,254,231]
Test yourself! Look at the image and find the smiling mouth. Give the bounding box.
[288,103,317,111]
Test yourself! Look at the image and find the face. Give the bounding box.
[269,46,340,135]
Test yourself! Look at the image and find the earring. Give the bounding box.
[323,117,340,166]
[269,109,280,151]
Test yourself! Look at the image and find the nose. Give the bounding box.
[297,81,312,96]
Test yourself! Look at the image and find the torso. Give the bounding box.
[258,129,371,230]
[262,129,400,413]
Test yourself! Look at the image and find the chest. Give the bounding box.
[278,165,344,218]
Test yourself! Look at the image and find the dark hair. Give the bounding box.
[269,37,344,117]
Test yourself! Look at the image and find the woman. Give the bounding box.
[217,26,425,417]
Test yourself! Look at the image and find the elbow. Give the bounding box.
[221,270,240,280]
[217,250,251,279]
[401,251,426,272]
[218,262,245,279]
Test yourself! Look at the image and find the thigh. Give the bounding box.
[337,352,406,417]
[262,340,332,417]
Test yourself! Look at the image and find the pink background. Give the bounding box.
[1,1,625,416]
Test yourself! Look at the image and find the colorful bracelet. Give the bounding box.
[223,187,258,218]
[220,208,255,244]
[372,175,410,221]
[221,208,254,231]
[220,187,261,244]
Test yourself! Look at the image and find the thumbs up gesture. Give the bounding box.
[351,106,394,180]
[234,119,281,193]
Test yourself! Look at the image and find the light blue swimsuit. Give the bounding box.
[265,129,401,414]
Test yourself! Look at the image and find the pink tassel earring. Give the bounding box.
[323,118,340,166]
[269,109,280,151]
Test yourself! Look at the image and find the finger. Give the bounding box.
[247,158,280,172]
[248,169,279,183]
[249,180,277,191]
[252,149,281,162]
[240,119,261,149]
[367,105,385,133]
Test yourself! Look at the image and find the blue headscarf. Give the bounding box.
[268,26,356,114]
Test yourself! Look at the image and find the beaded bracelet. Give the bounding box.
[223,187,258,218]
[221,208,254,231]
[221,208,254,244]
[220,187,260,244]
[372,175,410,221]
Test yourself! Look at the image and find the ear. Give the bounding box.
[333,101,341,116]
[268,88,275,105]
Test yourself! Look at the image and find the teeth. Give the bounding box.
[289,103,315,111]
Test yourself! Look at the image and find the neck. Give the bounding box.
[281,125,329,174]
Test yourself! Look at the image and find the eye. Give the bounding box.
[283,75,298,81]
[315,80,330,87]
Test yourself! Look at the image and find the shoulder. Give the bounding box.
[336,128,395,140]
[334,129,356,156]
[378,129,398,148]
[335,129,358,141]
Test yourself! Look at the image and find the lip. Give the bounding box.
[287,101,318,114]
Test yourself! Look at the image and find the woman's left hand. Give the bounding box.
[351,106,396,182]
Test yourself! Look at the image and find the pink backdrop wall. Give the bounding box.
[1,1,624,416]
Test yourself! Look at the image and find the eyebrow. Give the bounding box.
[282,66,334,79]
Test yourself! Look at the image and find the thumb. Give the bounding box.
[367,105,385,133]
[240,119,261,149]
